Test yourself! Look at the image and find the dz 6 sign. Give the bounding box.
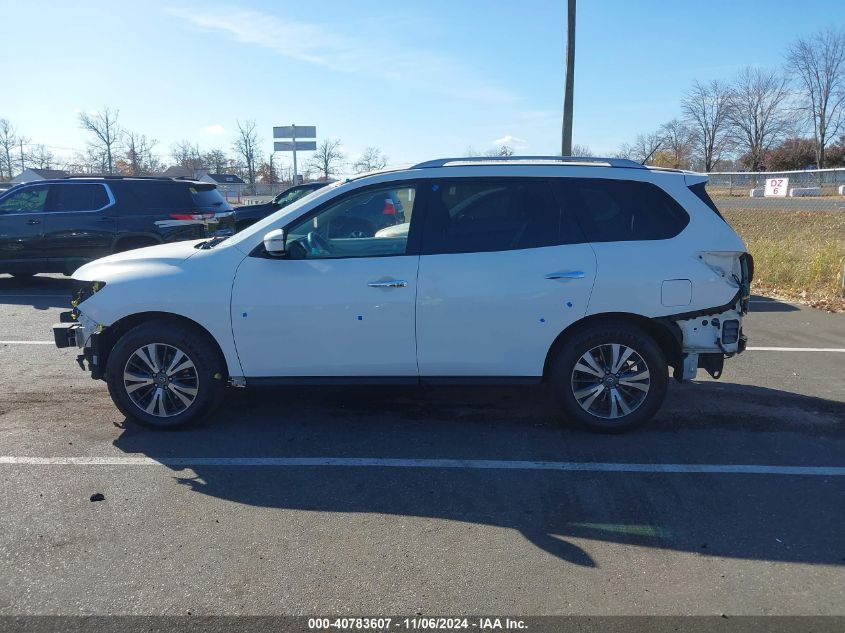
[764,177,789,197]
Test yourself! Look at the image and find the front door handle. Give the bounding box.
[545,271,585,280]
[367,280,408,288]
[26,219,41,225]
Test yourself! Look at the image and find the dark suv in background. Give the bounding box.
[0,177,233,277]
[234,181,328,232]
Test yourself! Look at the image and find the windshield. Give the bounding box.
[224,180,348,250]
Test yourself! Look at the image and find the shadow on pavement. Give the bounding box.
[749,294,800,313]
[0,275,75,309]
[113,381,845,568]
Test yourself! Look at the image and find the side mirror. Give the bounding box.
[263,228,287,256]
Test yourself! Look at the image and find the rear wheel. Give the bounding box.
[106,320,226,429]
[549,321,668,432]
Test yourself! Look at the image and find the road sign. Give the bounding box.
[764,177,789,197]
[273,125,316,139]
[274,141,317,152]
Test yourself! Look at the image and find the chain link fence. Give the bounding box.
[702,168,844,306]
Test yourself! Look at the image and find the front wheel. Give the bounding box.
[549,321,668,433]
[106,320,226,429]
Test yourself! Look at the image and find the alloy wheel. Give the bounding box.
[570,343,651,420]
[123,343,199,417]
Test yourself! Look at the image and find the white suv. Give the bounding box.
[53,157,752,432]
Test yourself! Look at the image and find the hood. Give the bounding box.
[73,239,205,282]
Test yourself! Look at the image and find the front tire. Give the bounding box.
[549,321,668,433]
[106,320,226,429]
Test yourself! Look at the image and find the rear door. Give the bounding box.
[414,177,597,377]
[0,183,51,271]
[43,182,116,269]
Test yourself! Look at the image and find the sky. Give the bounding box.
[1,0,842,173]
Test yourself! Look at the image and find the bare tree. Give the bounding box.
[171,140,204,173]
[66,147,108,175]
[618,131,663,163]
[308,138,343,180]
[485,145,514,157]
[571,143,592,156]
[123,132,160,176]
[658,119,694,169]
[78,107,121,174]
[26,144,55,169]
[204,149,228,173]
[352,146,388,173]
[786,28,845,168]
[0,119,19,179]
[233,120,261,185]
[682,79,733,171]
[725,67,794,171]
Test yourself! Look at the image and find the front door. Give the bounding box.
[414,177,597,377]
[231,182,421,378]
[0,183,51,272]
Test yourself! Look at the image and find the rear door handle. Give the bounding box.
[367,280,408,288]
[26,219,41,225]
[545,271,585,280]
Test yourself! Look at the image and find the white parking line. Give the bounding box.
[0,294,71,298]
[0,456,843,476]
[746,346,845,353]
[0,341,54,345]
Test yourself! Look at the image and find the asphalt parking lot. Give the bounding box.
[0,274,843,616]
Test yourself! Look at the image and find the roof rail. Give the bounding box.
[411,156,646,169]
[62,175,192,182]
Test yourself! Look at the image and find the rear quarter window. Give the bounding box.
[123,182,193,212]
[190,186,232,211]
[558,178,690,242]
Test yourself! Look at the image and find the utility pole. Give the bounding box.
[19,139,25,172]
[561,0,576,156]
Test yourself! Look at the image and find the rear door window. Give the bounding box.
[420,179,563,255]
[557,178,689,242]
[47,184,110,212]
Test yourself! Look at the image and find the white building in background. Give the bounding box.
[10,168,69,183]
[199,173,247,203]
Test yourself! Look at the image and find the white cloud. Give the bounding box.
[165,6,515,104]
[203,124,225,135]
[492,135,528,149]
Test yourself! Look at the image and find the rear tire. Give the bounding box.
[549,321,668,433]
[106,319,227,429]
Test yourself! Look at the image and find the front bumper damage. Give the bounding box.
[52,281,108,379]
[53,311,106,379]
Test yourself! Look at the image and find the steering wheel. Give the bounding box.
[306,231,333,256]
